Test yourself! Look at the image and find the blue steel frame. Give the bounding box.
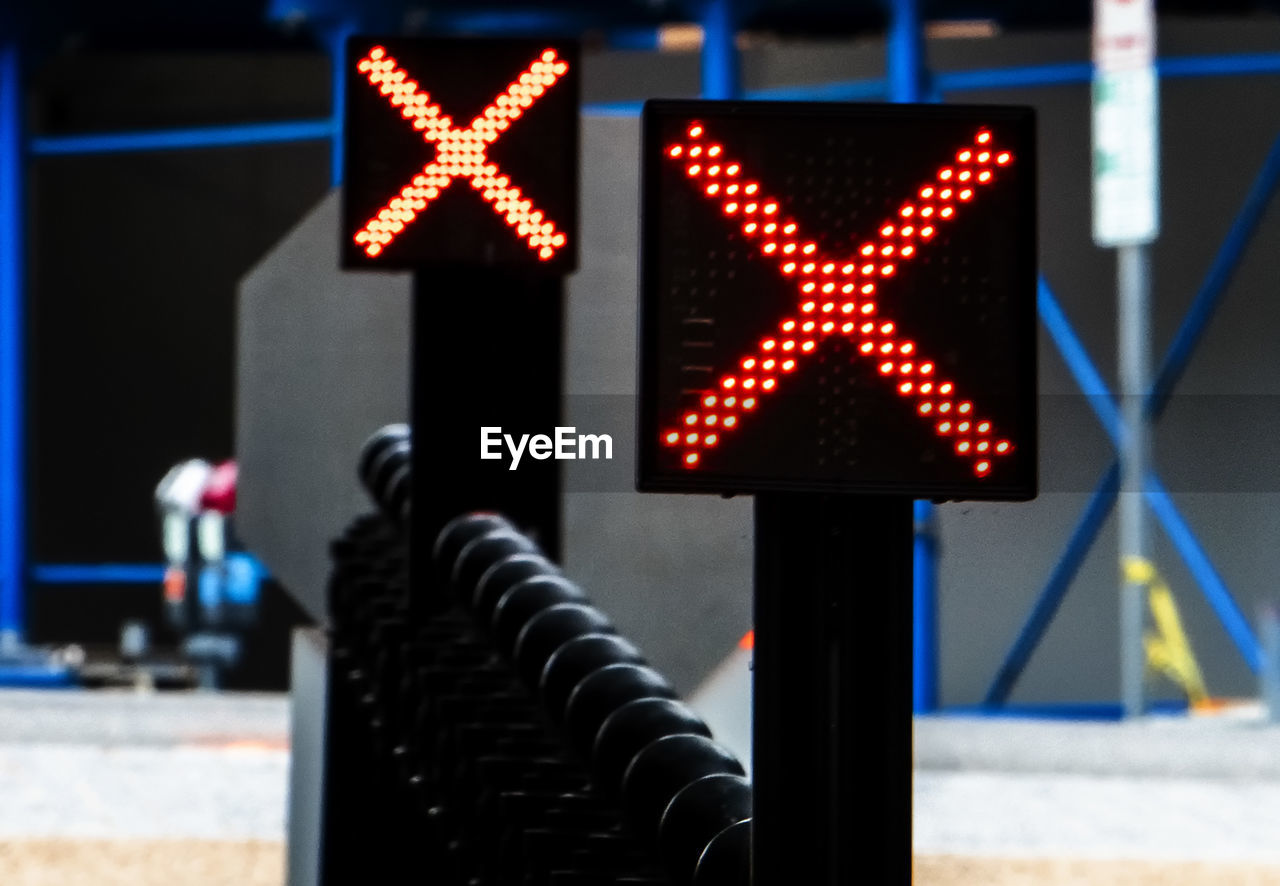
[1,5,1277,711]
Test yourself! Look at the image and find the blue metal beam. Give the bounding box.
[0,44,25,643]
[31,564,168,584]
[699,0,739,100]
[323,22,354,187]
[29,119,335,157]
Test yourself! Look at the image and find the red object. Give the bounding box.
[200,460,238,514]
[660,123,1016,477]
[352,45,570,261]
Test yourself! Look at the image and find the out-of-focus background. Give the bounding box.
[3,0,1280,883]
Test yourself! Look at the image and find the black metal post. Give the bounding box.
[752,493,913,884]
[410,270,564,614]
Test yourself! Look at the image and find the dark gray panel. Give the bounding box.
[236,192,410,623]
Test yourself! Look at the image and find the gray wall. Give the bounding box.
[238,16,1280,702]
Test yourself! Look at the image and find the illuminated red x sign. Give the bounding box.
[341,38,579,270]
[353,46,569,260]
[657,121,1019,479]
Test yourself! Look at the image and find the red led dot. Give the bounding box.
[783,243,797,254]
[742,358,757,370]
[783,262,797,273]
[977,441,990,453]
[742,378,757,389]
[940,382,954,394]
[921,207,935,218]
[919,402,933,414]
[725,416,738,427]
[685,413,698,425]
[836,321,849,333]
[881,245,894,256]
[976,461,992,475]
[685,452,699,466]
[957,440,972,454]
[840,302,855,314]
[901,205,915,217]
[861,284,876,296]
[722,377,737,389]
[921,187,935,199]
[958,402,973,414]
[708,145,722,157]
[801,341,815,352]
[668,145,683,158]
[746,183,760,195]
[958,150,973,162]
[899,363,913,374]
[880,224,895,236]
[940,188,953,200]
[763,339,777,350]
[724,202,739,213]
[958,422,971,433]
[761,241,775,252]
[940,207,954,219]
[977,422,991,434]
[921,226,935,238]
[745,203,759,214]
[783,222,796,233]
[724,397,736,408]
[801,321,816,332]
[901,226,914,236]
[801,302,816,313]
[842,263,855,274]
[664,431,679,445]
[977,151,991,163]
[920,382,933,394]
[861,263,875,275]
[762,378,776,391]
[782,359,796,371]
[689,125,703,138]
[763,358,777,370]
[822,282,836,294]
[726,164,740,176]
[802,263,816,274]
[996,152,1011,165]
[705,414,718,426]
[880,343,894,354]
[939,168,954,181]
[958,170,972,182]
[705,433,719,446]
[860,322,874,334]
[687,433,699,444]
[706,184,720,195]
[764,203,779,214]
[939,402,953,414]
[938,421,953,434]
[743,398,757,409]
[978,170,992,183]
[860,342,874,354]
[899,381,913,394]
[781,320,796,332]
[879,362,895,374]
[690,146,703,157]
[821,302,834,313]
[782,340,796,352]
[901,246,915,258]
[861,244,875,257]
[704,395,718,407]
[996,441,1011,454]
[708,165,722,176]
[977,131,992,144]
[802,282,816,293]
[687,164,702,176]
[881,265,896,277]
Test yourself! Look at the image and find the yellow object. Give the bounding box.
[1122,556,1210,708]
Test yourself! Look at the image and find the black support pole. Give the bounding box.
[410,269,564,615]
[752,493,914,884]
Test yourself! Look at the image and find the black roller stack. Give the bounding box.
[325,430,750,885]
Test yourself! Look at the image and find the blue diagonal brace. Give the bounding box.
[984,133,1280,705]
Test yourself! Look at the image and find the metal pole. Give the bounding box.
[0,44,25,649]
[1118,244,1152,717]
[325,23,354,187]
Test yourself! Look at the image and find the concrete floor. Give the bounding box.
[0,689,1278,883]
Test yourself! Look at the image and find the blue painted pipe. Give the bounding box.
[29,119,335,157]
[699,0,739,100]
[0,44,25,643]
[31,564,169,584]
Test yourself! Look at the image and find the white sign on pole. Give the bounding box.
[1092,0,1159,247]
